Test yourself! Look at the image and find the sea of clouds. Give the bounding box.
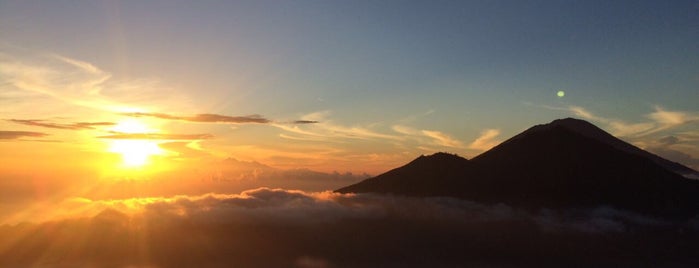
[1,188,697,267]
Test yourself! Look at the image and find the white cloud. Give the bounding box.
[391,125,420,136]
[0,48,188,113]
[569,106,602,122]
[647,106,698,127]
[421,130,465,148]
[468,129,501,151]
[392,125,466,149]
[564,105,699,138]
[272,111,403,142]
[607,121,655,137]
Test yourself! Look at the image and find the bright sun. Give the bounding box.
[109,120,163,168]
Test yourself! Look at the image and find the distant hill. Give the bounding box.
[337,118,699,219]
[211,158,369,191]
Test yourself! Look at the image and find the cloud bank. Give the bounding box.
[1,188,696,267]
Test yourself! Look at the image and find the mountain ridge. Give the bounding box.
[495,117,698,177]
[337,118,699,219]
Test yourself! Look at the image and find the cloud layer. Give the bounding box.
[1,188,696,267]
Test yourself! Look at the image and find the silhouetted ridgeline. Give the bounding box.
[338,118,699,219]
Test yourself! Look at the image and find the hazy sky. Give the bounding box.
[1,0,698,176]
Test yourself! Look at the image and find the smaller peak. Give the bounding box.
[549,117,595,127]
[427,152,463,159]
[412,152,467,163]
[501,117,605,146]
[545,117,610,138]
[522,117,602,136]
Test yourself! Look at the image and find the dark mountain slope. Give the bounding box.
[337,118,699,218]
[337,152,470,196]
[513,118,699,177]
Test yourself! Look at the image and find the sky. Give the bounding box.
[2,1,699,266]
[0,1,698,207]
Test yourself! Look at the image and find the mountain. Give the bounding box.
[335,152,471,197]
[337,118,699,218]
[521,118,699,178]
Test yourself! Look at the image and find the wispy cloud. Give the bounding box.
[391,125,420,136]
[647,106,699,128]
[569,106,604,122]
[271,111,402,142]
[275,113,467,151]
[123,112,271,124]
[421,130,465,148]
[7,119,115,130]
[123,112,322,125]
[158,141,211,158]
[468,129,501,151]
[51,54,103,76]
[98,133,214,140]
[390,124,468,149]
[567,105,699,138]
[0,130,48,139]
[292,120,320,124]
[278,133,328,142]
[0,49,189,113]
[0,51,113,110]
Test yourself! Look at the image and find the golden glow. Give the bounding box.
[109,120,163,168]
[109,140,162,167]
[112,119,150,133]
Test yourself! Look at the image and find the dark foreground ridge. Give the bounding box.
[337,118,699,219]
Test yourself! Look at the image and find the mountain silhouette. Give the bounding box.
[337,118,699,218]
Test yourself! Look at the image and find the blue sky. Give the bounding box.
[1,0,698,173]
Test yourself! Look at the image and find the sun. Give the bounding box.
[108,120,163,168]
[110,140,162,167]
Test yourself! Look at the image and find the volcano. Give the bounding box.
[337,118,699,218]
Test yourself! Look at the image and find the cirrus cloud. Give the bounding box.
[123,112,272,124]
[7,119,115,130]
[468,129,501,151]
[98,133,214,140]
[0,130,48,139]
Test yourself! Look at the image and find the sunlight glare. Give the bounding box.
[112,119,150,133]
[110,140,162,167]
[109,120,163,168]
